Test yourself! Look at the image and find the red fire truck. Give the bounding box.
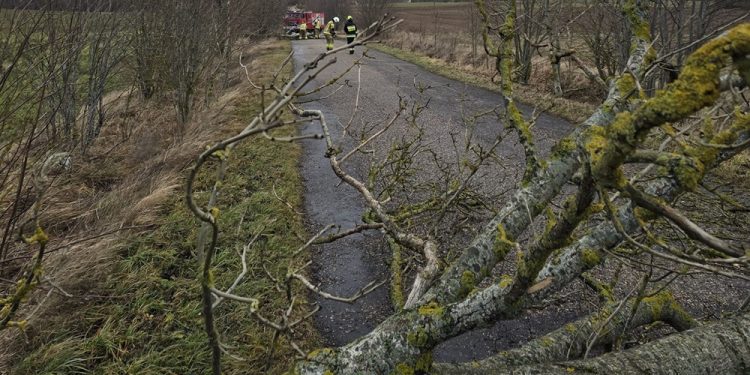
[283,10,325,37]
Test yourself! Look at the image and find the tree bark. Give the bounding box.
[477,312,750,375]
[433,292,697,374]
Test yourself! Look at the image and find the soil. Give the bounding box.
[389,3,472,34]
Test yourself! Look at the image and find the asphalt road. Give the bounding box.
[293,37,579,362]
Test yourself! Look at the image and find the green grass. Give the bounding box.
[368,43,596,124]
[12,40,317,375]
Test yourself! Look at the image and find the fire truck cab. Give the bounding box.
[283,10,325,37]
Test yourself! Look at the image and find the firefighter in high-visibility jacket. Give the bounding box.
[344,16,357,54]
[313,18,322,39]
[324,17,339,51]
[298,21,308,40]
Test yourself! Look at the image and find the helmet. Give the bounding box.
[333,17,340,23]
[347,16,352,20]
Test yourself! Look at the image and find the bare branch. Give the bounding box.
[291,273,386,303]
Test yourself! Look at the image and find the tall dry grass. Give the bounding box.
[384,30,606,101]
[378,30,602,122]
[0,39,287,367]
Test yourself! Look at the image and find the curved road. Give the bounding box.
[294,38,580,362]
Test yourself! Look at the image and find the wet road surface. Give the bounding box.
[293,38,579,362]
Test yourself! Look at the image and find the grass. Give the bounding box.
[369,41,597,124]
[10,39,318,375]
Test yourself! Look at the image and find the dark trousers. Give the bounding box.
[347,36,355,53]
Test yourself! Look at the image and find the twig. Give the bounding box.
[239,51,261,89]
[584,284,639,358]
[291,272,386,303]
[212,238,254,309]
[313,223,384,244]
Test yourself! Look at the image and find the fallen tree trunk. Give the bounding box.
[433,292,697,374]
[456,311,750,375]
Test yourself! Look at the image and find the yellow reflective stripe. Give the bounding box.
[346,26,356,32]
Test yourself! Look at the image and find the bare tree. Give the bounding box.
[1,0,130,333]
[0,4,75,332]
[164,0,215,129]
[245,0,289,36]
[646,0,745,92]
[304,0,353,22]
[129,2,162,100]
[42,9,85,141]
[126,0,219,129]
[537,1,607,97]
[354,0,393,30]
[466,1,481,66]
[79,7,127,154]
[579,0,631,83]
[513,0,548,84]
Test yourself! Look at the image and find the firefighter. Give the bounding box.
[324,17,339,51]
[314,18,322,39]
[299,20,308,40]
[344,16,357,54]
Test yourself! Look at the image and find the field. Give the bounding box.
[389,2,471,33]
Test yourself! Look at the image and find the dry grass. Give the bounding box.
[0,38,316,374]
[0,86,199,370]
[372,31,599,123]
